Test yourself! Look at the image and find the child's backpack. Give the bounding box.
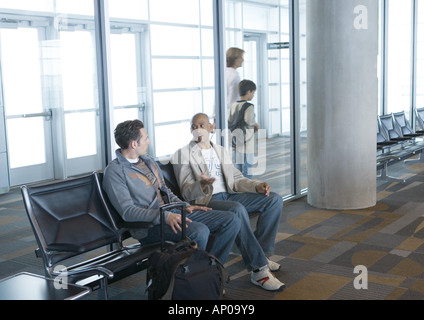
[145,240,229,300]
[228,102,253,148]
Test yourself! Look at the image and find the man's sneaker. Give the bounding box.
[251,266,285,292]
[268,259,280,272]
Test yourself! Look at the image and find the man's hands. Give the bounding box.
[255,182,271,196]
[166,205,212,234]
[186,205,212,213]
[200,174,215,191]
[167,212,192,234]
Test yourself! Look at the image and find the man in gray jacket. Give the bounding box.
[172,113,285,292]
[102,119,240,264]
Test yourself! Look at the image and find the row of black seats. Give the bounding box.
[377,108,424,182]
[20,168,186,300]
[377,109,424,149]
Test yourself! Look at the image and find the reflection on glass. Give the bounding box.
[225,0,293,197]
[8,118,46,168]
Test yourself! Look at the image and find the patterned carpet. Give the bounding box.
[224,159,424,300]
[1,153,424,300]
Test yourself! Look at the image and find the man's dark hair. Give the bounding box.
[239,79,256,96]
[114,119,145,150]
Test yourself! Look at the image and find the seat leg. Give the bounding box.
[404,153,424,165]
[97,278,109,300]
[377,163,406,184]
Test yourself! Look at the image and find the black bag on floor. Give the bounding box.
[146,240,229,300]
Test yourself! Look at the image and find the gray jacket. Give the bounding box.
[172,141,258,205]
[103,149,187,238]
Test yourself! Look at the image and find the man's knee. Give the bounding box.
[188,223,210,249]
[268,192,284,210]
[227,201,249,218]
[228,213,241,233]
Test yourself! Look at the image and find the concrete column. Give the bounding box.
[307,0,378,209]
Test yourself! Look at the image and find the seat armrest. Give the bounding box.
[116,221,154,229]
[46,243,86,253]
[53,265,114,280]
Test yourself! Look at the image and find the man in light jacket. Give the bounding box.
[102,119,240,264]
[172,113,285,292]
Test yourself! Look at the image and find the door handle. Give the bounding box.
[6,109,52,121]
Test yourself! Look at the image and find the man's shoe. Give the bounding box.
[268,259,281,272]
[251,267,285,292]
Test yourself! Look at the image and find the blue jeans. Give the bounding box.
[140,208,240,264]
[209,192,283,271]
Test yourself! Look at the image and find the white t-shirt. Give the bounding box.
[201,148,227,194]
[226,67,241,111]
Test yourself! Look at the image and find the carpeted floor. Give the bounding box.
[1,153,424,300]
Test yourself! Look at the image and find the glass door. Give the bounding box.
[0,6,102,186]
[0,27,55,186]
[243,33,263,129]
[109,29,146,130]
[59,28,102,176]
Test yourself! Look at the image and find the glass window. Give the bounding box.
[56,0,93,15]
[106,0,215,159]
[200,0,213,27]
[7,118,46,168]
[243,3,280,32]
[386,0,413,117]
[0,1,102,185]
[1,28,43,116]
[155,122,192,157]
[299,0,308,191]
[149,0,199,25]
[416,2,424,109]
[152,59,201,90]
[224,0,293,198]
[153,91,200,123]
[60,31,96,111]
[108,0,148,20]
[150,25,200,56]
[0,0,53,12]
[110,33,139,107]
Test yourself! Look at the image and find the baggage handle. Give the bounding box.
[159,202,188,251]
